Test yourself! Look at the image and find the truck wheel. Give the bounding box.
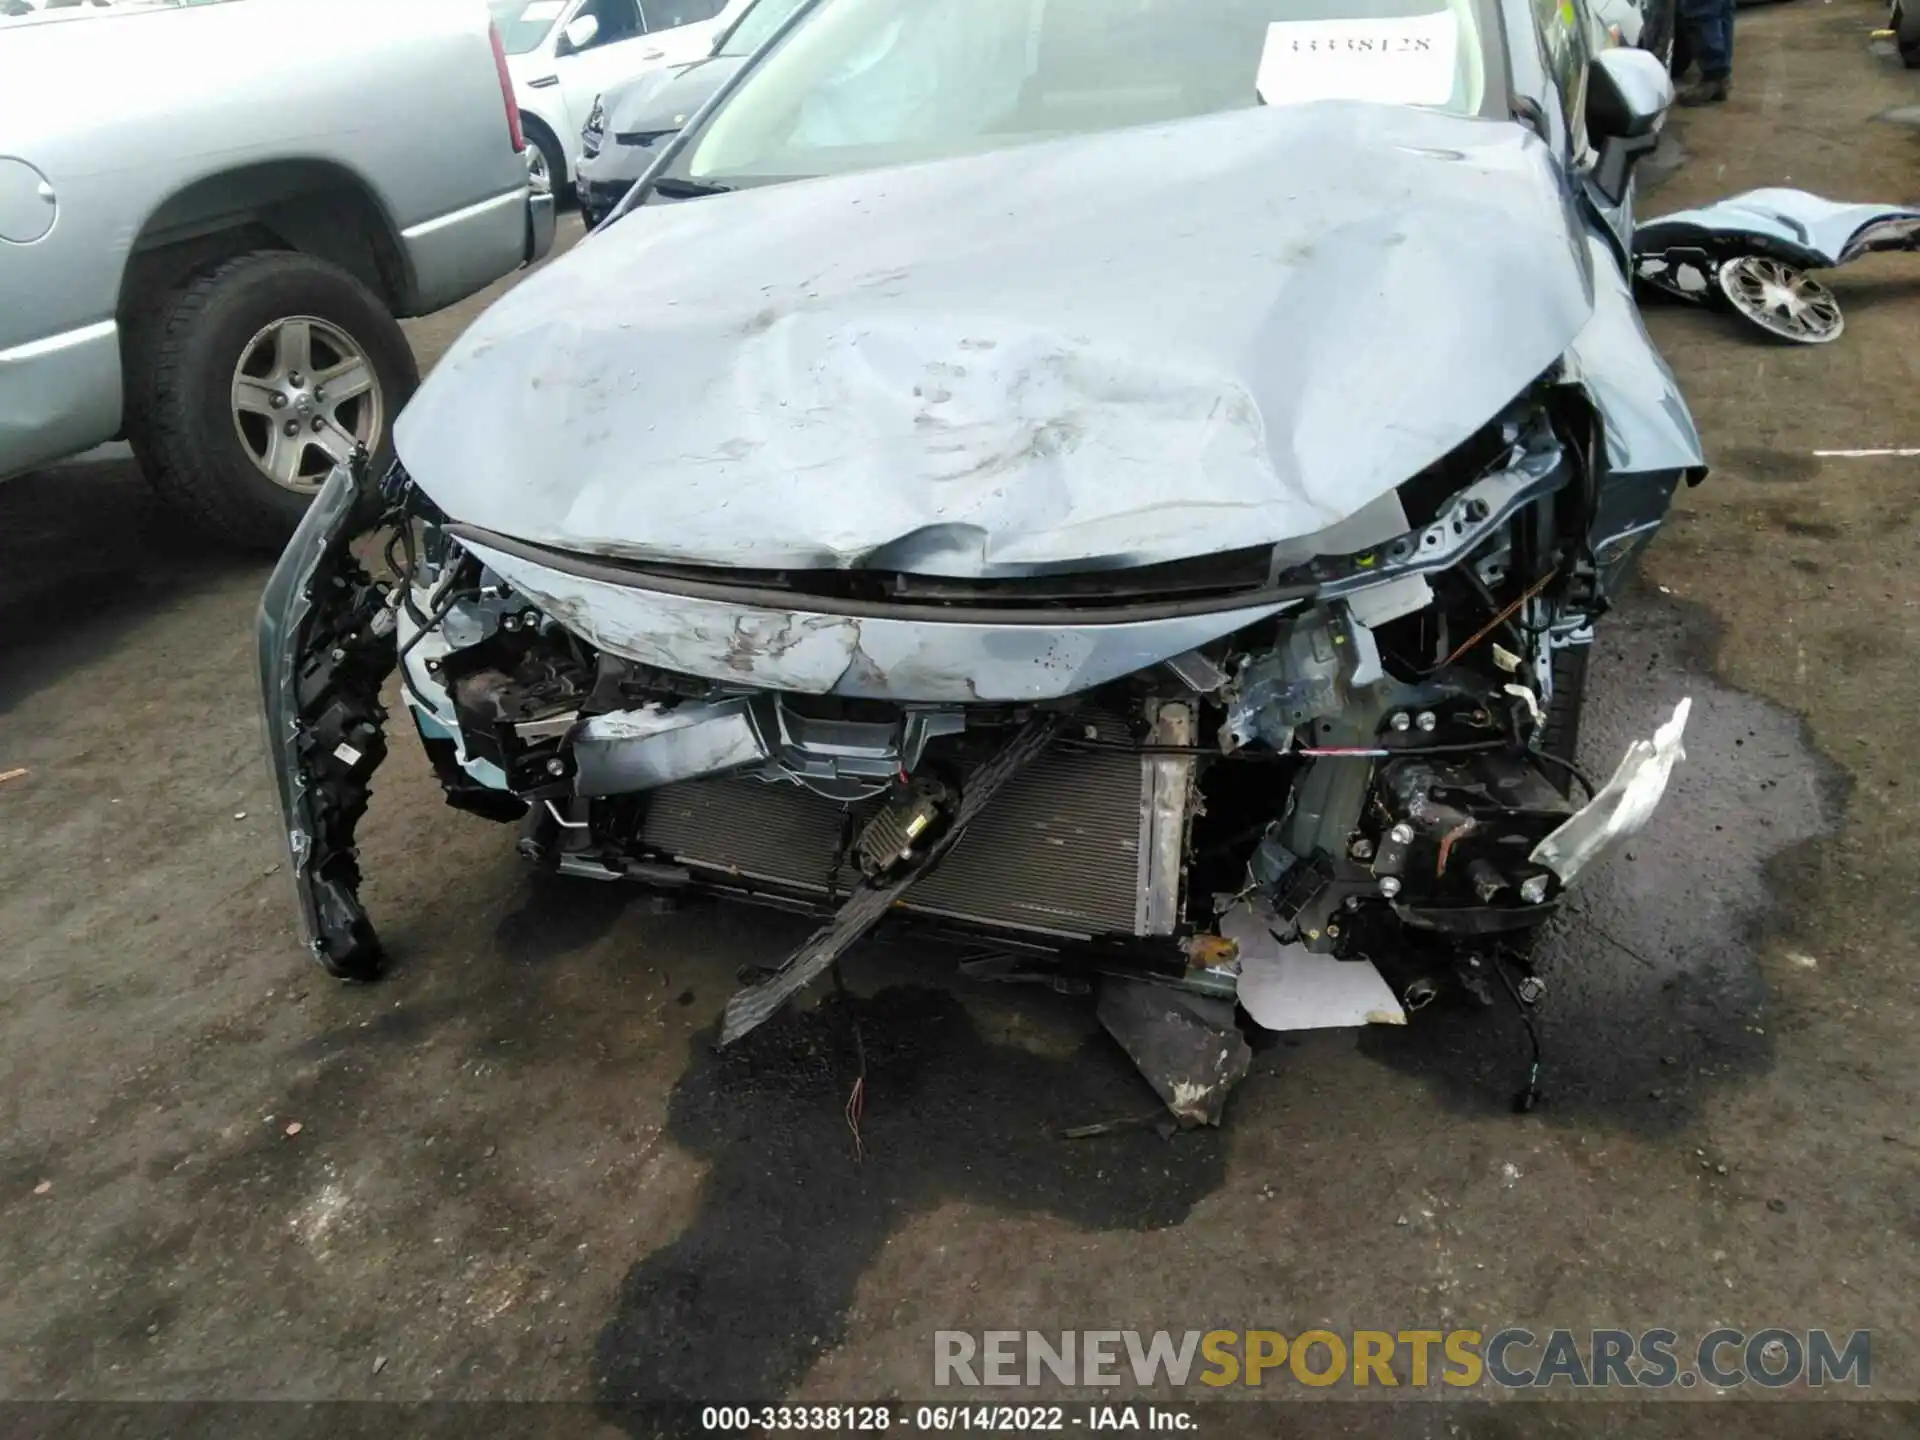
[523,118,567,204]
[129,250,418,550]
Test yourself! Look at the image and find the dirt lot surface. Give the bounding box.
[2,5,1918,1433]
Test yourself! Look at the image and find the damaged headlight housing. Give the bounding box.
[582,95,607,158]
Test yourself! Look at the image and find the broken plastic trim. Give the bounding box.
[1530,696,1689,885]
[257,456,396,979]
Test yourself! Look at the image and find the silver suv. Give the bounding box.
[0,0,556,547]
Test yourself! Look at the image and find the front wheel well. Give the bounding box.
[116,160,412,350]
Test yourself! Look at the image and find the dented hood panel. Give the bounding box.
[396,102,1596,578]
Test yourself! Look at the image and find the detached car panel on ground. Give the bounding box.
[1633,187,1920,343]
[262,0,1702,1123]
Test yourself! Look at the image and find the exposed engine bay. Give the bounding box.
[261,378,1694,1126]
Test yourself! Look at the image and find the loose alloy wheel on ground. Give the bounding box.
[1715,255,1845,343]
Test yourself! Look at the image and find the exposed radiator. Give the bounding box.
[638,747,1154,938]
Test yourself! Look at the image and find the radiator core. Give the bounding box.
[638,748,1156,937]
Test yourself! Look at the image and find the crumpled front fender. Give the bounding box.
[258,459,396,978]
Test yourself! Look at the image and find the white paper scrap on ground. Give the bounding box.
[1256,12,1460,109]
[1224,899,1408,1031]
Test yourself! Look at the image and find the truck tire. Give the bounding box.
[129,250,418,551]
[523,116,567,203]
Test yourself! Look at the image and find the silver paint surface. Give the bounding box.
[397,101,1596,577]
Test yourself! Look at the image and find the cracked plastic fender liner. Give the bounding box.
[1530,697,1690,886]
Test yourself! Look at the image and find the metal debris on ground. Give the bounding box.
[1061,1111,1168,1141]
[1095,979,1252,1129]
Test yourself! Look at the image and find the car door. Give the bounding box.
[1531,0,1641,254]
[555,0,657,155]
[634,0,728,67]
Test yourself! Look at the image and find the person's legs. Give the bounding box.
[1712,0,1736,73]
[1677,0,1732,102]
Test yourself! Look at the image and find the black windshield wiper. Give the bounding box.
[648,177,734,198]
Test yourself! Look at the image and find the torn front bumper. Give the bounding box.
[257,460,396,978]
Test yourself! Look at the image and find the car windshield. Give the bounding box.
[490,0,566,54]
[681,0,1496,187]
[715,0,808,55]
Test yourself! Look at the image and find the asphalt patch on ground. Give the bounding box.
[1359,583,1846,1127]
[0,460,251,719]
[592,986,1224,1423]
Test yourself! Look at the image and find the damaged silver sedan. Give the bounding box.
[261,0,1703,1124]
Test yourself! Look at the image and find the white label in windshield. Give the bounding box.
[1256,12,1459,108]
[521,1,566,21]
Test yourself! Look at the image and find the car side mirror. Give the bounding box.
[1588,47,1672,138]
[1586,47,1672,204]
[561,12,600,52]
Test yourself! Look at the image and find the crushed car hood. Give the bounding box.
[396,101,1596,578]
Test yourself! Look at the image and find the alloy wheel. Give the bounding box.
[230,315,384,493]
[1716,255,1845,344]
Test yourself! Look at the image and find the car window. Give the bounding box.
[574,0,645,46]
[491,0,567,54]
[640,0,723,30]
[1530,0,1591,153]
[716,0,807,56]
[682,0,1497,187]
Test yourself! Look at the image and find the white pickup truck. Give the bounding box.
[0,0,556,547]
